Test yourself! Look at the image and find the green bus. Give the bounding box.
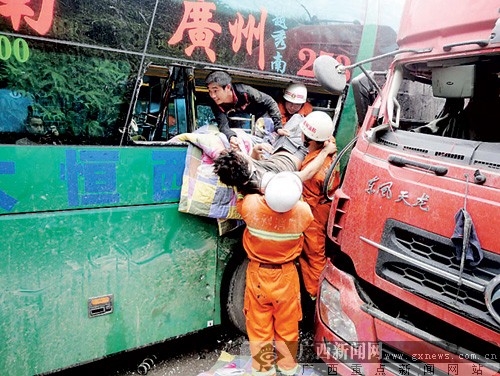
[0,0,403,374]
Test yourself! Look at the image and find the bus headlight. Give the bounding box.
[318,279,358,345]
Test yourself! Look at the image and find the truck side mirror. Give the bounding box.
[314,48,433,96]
[313,55,347,94]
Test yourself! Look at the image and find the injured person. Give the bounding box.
[213,131,337,195]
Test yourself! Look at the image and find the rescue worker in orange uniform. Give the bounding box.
[278,83,313,126]
[237,172,313,376]
[298,111,340,300]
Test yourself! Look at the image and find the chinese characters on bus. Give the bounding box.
[152,150,183,202]
[0,0,55,35]
[1,0,358,78]
[62,150,121,207]
[0,161,17,211]
[169,0,267,69]
[168,0,222,63]
[228,9,267,70]
[168,0,352,77]
[270,16,287,74]
[0,150,184,212]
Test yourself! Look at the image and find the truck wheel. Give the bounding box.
[226,258,248,334]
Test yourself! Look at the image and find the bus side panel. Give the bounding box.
[0,206,218,375]
[0,147,220,375]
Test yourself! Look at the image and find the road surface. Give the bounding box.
[53,323,324,376]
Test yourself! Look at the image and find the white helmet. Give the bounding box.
[260,171,276,193]
[264,172,303,213]
[299,111,334,142]
[284,83,307,104]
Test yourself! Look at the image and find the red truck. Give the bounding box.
[313,0,500,375]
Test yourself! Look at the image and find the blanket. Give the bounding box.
[168,125,253,235]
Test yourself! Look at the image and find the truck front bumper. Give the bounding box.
[314,260,500,376]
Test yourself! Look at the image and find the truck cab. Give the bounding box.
[314,1,500,374]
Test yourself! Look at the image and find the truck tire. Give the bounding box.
[226,258,248,334]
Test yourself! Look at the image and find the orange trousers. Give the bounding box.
[244,260,302,374]
[299,213,328,298]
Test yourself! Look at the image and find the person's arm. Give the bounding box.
[265,95,284,133]
[296,140,337,182]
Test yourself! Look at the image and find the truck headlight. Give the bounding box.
[318,279,358,345]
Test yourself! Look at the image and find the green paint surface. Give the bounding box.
[0,145,237,375]
[336,16,380,173]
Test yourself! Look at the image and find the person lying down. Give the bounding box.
[213,134,336,195]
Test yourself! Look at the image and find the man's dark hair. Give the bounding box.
[205,71,232,87]
[213,150,251,190]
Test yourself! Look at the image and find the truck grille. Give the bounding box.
[376,219,500,331]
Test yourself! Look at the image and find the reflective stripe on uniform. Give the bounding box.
[247,226,303,241]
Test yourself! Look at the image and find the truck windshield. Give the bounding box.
[378,54,500,170]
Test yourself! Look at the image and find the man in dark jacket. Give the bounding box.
[205,71,288,150]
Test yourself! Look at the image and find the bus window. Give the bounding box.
[0,89,34,144]
[130,66,190,142]
[133,75,162,140]
[163,98,187,138]
[172,98,188,135]
[196,104,215,127]
[0,44,135,145]
[193,83,215,128]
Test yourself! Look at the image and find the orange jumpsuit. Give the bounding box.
[278,101,313,125]
[237,194,313,375]
[299,144,340,298]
